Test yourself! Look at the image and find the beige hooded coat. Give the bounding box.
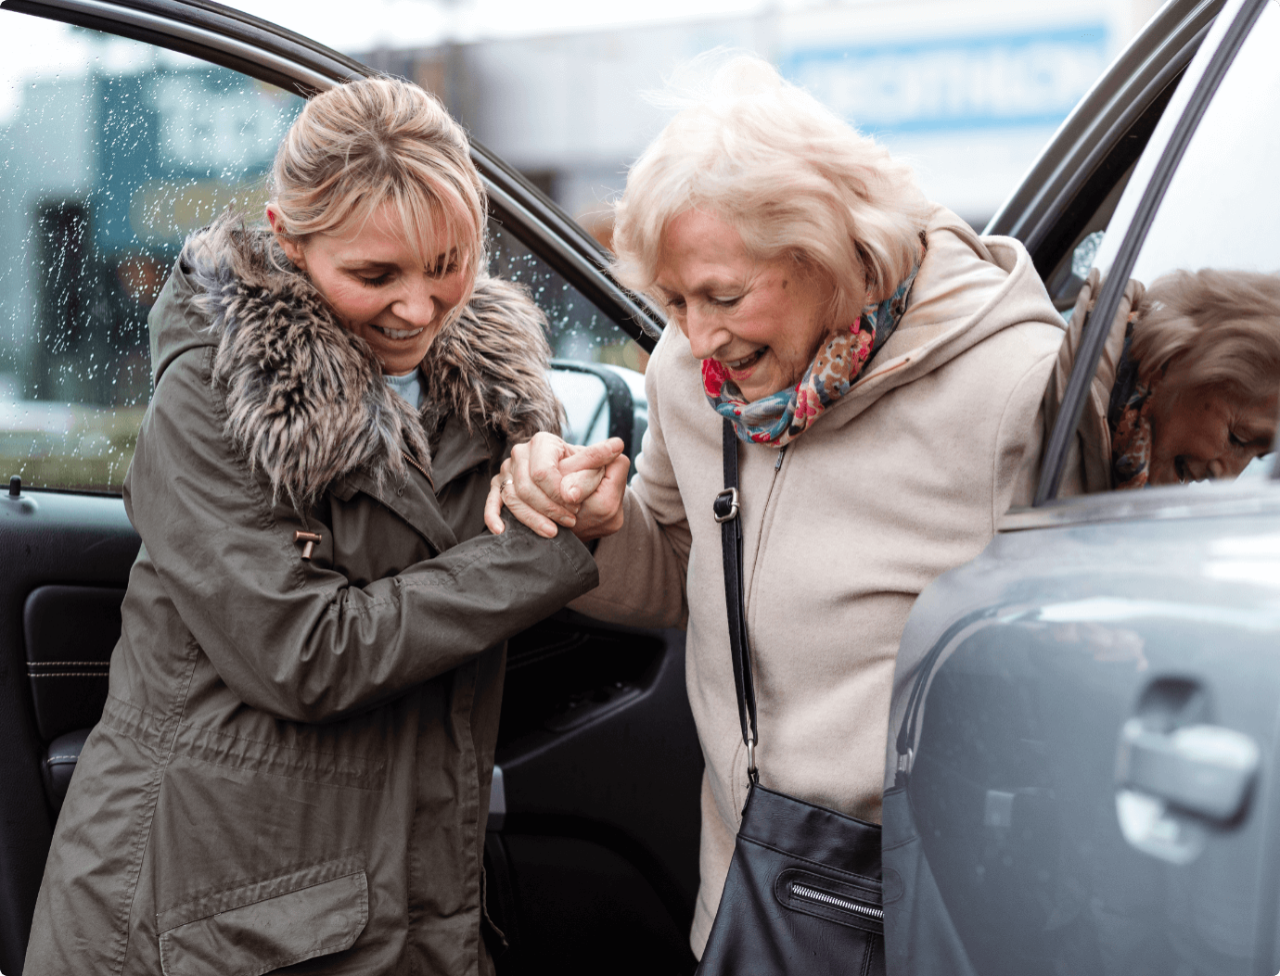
[570,206,1067,954]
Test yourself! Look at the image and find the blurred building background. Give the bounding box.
[0,0,1163,459]
[354,0,1162,236]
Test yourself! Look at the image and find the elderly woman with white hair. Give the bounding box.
[486,55,1065,962]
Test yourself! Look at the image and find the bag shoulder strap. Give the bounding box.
[713,418,759,779]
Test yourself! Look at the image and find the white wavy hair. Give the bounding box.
[613,52,931,329]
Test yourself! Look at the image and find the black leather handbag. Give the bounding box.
[696,419,886,976]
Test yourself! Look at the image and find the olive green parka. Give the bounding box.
[24,223,598,976]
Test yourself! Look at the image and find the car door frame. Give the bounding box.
[1002,0,1272,511]
[985,0,1223,281]
[891,1,1280,971]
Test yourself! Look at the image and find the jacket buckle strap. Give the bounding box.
[713,488,740,523]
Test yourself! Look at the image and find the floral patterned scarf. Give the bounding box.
[702,265,921,446]
[1108,325,1160,490]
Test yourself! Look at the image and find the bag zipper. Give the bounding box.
[790,882,884,922]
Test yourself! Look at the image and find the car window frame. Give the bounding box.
[1023,0,1273,513]
[1,0,664,348]
[986,0,1222,282]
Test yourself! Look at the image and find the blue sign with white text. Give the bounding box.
[782,26,1109,134]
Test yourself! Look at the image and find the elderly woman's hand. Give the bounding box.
[485,433,629,540]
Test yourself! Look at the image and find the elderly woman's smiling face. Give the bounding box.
[1147,361,1278,485]
[273,202,468,376]
[654,209,845,402]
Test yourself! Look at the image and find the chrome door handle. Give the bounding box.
[1117,719,1259,822]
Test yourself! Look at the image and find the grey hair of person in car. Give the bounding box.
[266,76,487,316]
[611,52,932,328]
[1131,268,1280,398]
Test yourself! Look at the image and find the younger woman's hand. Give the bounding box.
[484,433,627,539]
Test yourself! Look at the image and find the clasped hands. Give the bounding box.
[484,432,629,540]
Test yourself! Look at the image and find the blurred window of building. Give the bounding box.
[356,0,1139,235]
[487,221,649,375]
[0,17,303,492]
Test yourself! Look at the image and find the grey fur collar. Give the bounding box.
[182,219,561,505]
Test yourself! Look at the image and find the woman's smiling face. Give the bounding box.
[654,209,845,402]
[1147,362,1278,485]
[272,202,469,376]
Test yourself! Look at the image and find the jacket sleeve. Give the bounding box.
[570,330,691,629]
[125,347,599,723]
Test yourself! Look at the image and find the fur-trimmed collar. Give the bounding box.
[181,219,561,505]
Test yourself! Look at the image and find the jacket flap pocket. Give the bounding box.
[158,855,367,976]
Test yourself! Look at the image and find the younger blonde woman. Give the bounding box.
[25,77,596,976]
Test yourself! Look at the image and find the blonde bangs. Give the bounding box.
[268,76,487,302]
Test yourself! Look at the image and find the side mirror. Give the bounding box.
[548,360,647,468]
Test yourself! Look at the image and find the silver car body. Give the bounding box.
[890,0,1280,972]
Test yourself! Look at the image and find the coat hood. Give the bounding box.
[150,219,562,505]
[819,205,1066,430]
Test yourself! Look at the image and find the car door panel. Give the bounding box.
[493,620,702,973]
[901,508,1280,974]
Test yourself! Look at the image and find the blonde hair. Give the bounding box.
[269,76,486,301]
[1132,268,1280,400]
[613,53,930,330]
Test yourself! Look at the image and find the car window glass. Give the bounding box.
[1042,162,1139,316]
[488,221,650,446]
[1,13,650,491]
[1,14,303,493]
[1056,1,1280,498]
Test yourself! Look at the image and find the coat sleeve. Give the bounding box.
[569,330,691,629]
[125,347,599,724]
[990,324,1064,526]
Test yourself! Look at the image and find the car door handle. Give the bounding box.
[1117,719,1259,822]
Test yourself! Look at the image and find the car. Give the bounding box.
[889,0,1280,972]
[0,0,1270,973]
